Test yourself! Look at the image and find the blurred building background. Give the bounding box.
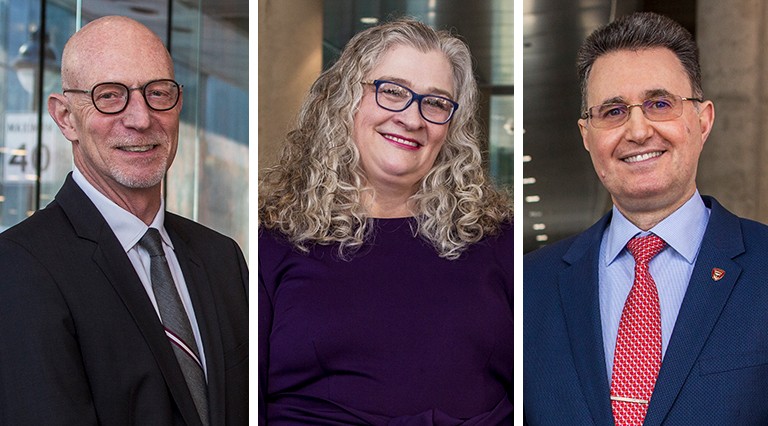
[0,0,248,255]
[258,0,513,195]
[523,0,768,253]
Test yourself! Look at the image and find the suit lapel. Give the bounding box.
[55,175,204,426]
[644,197,744,426]
[559,215,615,426]
[165,216,226,426]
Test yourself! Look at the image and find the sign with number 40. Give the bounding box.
[3,113,54,183]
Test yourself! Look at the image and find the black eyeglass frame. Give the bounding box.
[63,79,182,115]
[362,79,459,125]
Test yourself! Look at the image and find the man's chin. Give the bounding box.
[112,170,166,190]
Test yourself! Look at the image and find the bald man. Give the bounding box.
[0,16,247,425]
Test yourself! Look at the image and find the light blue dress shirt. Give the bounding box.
[599,191,710,382]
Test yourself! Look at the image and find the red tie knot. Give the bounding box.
[626,234,666,266]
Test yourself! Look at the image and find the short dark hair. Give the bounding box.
[576,12,701,112]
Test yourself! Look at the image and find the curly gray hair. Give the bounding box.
[259,17,512,260]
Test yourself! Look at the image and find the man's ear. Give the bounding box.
[578,118,590,152]
[697,99,715,145]
[47,94,79,142]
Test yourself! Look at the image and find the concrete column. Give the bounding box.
[697,0,768,221]
[258,0,323,174]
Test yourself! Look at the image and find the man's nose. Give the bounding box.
[120,89,152,130]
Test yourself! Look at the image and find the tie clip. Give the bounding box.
[611,395,649,404]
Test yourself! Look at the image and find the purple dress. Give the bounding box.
[259,218,513,425]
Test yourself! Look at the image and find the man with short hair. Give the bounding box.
[525,12,768,425]
[0,16,247,425]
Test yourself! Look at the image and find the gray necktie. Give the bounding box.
[139,228,209,425]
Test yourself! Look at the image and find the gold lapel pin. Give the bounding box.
[711,268,725,281]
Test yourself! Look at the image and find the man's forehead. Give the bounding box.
[586,48,693,102]
[63,36,173,87]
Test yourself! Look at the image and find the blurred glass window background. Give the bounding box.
[0,0,248,256]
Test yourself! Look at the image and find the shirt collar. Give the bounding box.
[72,167,173,252]
[604,190,710,266]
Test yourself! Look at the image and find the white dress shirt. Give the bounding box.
[72,167,207,377]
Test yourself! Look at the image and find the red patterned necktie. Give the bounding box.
[611,234,666,426]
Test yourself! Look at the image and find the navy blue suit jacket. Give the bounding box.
[524,196,768,425]
[0,174,248,425]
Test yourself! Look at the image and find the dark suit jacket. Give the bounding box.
[524,195,768,426]
[0,174,248,425]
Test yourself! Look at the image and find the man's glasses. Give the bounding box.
[63,79,182,115]
[581,94,702,129]
[362,80,458,125]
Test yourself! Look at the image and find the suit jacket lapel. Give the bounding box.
[55,175,204,426]
[559,215,615,426]
[166,215,226,425]
[644,197,744,426]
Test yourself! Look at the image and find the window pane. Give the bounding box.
[166,0,249,256]
[490,95,514,189]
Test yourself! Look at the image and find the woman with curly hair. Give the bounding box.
[259,17,513,425]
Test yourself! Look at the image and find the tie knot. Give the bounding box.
[626,234,666,265]
[139,228,164,257]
